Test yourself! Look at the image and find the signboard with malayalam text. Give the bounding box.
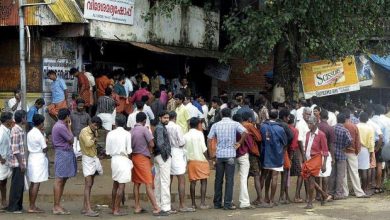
[300,56,360,99]
[84,0,135,25]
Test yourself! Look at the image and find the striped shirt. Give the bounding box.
[96,96,116,114]
[8,124,26,168]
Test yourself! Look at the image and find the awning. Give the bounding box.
[129,42,223,59]
[44,0,87,23]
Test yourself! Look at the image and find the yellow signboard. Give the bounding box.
[300,56,360,99]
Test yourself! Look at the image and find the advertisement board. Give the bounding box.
[300,56,360,99]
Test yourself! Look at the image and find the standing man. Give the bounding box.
[301,116,330,209]
[70,99,91,158]
[70,68,91,113]
[166,91,176,112]
[47,70,69,120]
[207,108,247,210]
[52,108,76,215]
[185,117,210,210]
[153,111,175,215]
[7,90,22,113]
[27,114,48,213]
[27,98,45,132]
[178,77,192,97]
[234,113,255,209]
[293,107,311,203]
[175,94,191,134]
[0,112,13,209]
[328,113,352,200]
[6,110,27,213]
[317,110,335,197]
[131,82,151,103]
[166,111,193,212]
[260,109,287,208]
[366,106,383,192]
[342,109,368,198]
[105,114,133,216]
[357,112,375,195]
[131,112,162,216]
[127,101,151,130]
[79,116,103,217]
[96,88,116,131]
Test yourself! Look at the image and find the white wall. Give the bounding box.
[88,0,219,50]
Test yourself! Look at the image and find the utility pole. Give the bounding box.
[18,0,56,111]
[18,0,26,111]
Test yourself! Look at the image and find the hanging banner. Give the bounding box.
[84,0,135,25]
[204,63,231,82]
[300,56,360,99]
[355,55,374,87]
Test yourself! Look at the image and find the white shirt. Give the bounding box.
[8,97,22,112]
[185,103,204,119]
[220,103,228,110]
[143,104,155,121]
[202,104,209,129]
[296,107,305,122]
[124,78,134,97]
[184,128,207,161]
[202,104,209,121]
[306,129,318,160]
[368,119,382,141]
[27,127,47,153]
[166,121,185,148]
[0,124,11,158]
[296,119,310,145]
[84,72,95,91]
[127,110,150,129]
[106,127,132,156]
[327,111,337,127]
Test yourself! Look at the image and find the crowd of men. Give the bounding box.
[0,67,389,216]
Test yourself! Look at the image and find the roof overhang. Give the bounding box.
[129,42,223,59]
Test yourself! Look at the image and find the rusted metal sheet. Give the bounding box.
[0,0,59,26]
[0,0,85,26]
[44,0,87,23]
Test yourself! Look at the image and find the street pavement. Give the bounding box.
[2,153,390,219]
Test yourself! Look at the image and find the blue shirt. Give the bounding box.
[260,121,287,168]
[208,117,246,158]
[51,78,67,103]
[27,106,38,123]
[334,123,352,161]
[192,100,203,113]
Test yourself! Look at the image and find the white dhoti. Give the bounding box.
[82,155,103,177]
[111,155,133,183]
[319,154,332,177]
[0,163,11,181]
[73,138,82,157]
[97,113,115,131]
[27,152,49,183]
[170,147,186,175]
[358,147,370,170]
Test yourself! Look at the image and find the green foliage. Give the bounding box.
[142,0,192,21]
[224,0,390,73]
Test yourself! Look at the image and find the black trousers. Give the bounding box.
[7,167,24,212]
